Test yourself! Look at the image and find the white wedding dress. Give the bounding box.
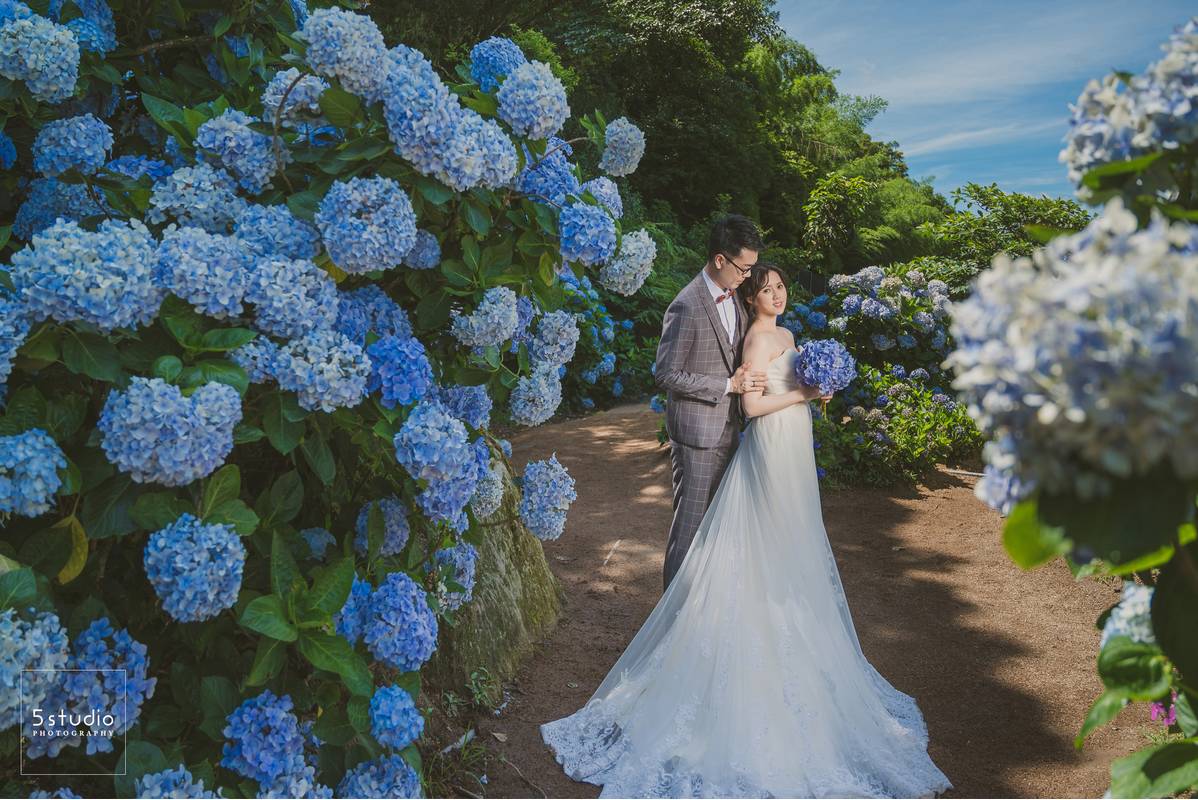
[540,348,952,798]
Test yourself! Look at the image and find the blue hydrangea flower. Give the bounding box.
[196,109,286,194]
[32,113,111,176]
[394,399,473,484]
[362,572,438,672]
[795,339,856,396]
[889,364,907,379]
[649,394,665,413]
[897,333,917,349]
[0,128,15,168]
[334,575,372,644]
[27,617,156,758]
[0,1,32,27]
[599,117,645,177]
[0,292,31,394]
[0,608,68,731]
[272,329,371,412]
[367,334,434,408]
[335,285,413,345]
[516,138,579,205]
[12,218,162,331]
[509,294,538,353]
[519,454,576,540]
[598,229,656,295]
[12,177,96,239]
[497,60,569,140]
[498,438,512,458]
[99,379,241,487]
[433,540,478,612]
[369,685,424,750]
[1101,584,1155,648]
[106,154,172,181]
[155,226,253,318]
[470,36,526,92]
[436,109,519,191]
[404,229,441,270]
[470,461,504,519]
[231,338,279,384]
[261,67,328,126]
[871,334,895,350]
[30,788,82,799]
[529,310,579,367]
[450,286,519,347]
[234,203,321,260]
[246,258,339,339]
[580,177,622,218]
[381,45,460,176]
[439,384,492,429]
[144,514,245,622]
[135,766,220,798]
[0,428,65,517]
[337,755,421,799]
[300,527,336,560]
[300,7,387,99]
[354,496,410,557]
[315,177,417,274]
[221,690,309,786]
[510,366,562,426]
[148,163,246,233]
[912,310,935,333]
[0,15,79,103]
[560,202,617,266]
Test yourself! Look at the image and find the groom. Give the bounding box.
[655,214,767,591]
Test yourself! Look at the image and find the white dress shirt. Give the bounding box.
[701,270,737,395]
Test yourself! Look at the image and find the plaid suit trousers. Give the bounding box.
[663,422,739,591]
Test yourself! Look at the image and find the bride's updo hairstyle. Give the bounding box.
[737,263,788,319]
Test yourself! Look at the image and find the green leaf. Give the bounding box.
[114,740,169,798]
[307,557,354,615]
[440,258,474,288]
[130,491,192,531]
[271,530,303,600]
[245,638,286,687]
[212,14,233,37]
[0,567,37,610]
[347,695,370,732]
[417,179,453,205]
[62,331,123,383]
[152,355,183,382]
[367,501,384,562]
[312,703,355,745]
[264,395,304,454]
[463,200,492,236]
[238,594,298,641]
[233,423,266,444]
[1151,545,1198,685]
[1178,692,1198,737]
[461,235,481,271]
[198,675,240,740]
[208,499,259,536]
[1110,740,1198,798]
[297,630,373,696]
[1002,499,1071,569]
[141,92,185,128]
[44,395,87,441]
[1098,637,1173,700]
[286,189,322,222]
[319,87,364,128]
[202,465,241,517]
[337,135,391,161]
[1039,468,1190,567]
[178,360,249,395]
[300,432,336,486]
[0,385,46,436]
[268,471,304,525]
[81,475,138,539]
[1075,690,1128,748]
[198,327,257,352]
[415,290,451,331]
[1081,151,1164,189]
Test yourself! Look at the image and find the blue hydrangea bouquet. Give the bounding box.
[795,339,857,417]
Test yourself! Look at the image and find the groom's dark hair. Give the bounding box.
[707,214,764,261]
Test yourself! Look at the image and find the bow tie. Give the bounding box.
[715,289,735,304]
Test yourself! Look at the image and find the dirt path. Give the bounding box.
[470,403,1147,798]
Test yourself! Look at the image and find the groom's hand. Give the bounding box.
[730,362,768,394]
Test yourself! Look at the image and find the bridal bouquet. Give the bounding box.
[795,339,857,416]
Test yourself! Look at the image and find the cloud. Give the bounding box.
[902,118,1063,156]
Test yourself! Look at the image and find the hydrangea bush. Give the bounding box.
[0,3,655,796]
[948,16,1198,796]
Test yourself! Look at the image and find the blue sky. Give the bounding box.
[775,0,1192,201]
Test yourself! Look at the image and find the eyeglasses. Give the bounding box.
[720,253,756,276]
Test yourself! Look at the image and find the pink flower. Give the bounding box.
[1150,691,1179,727]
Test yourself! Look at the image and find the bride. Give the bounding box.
[539,264,952,798]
